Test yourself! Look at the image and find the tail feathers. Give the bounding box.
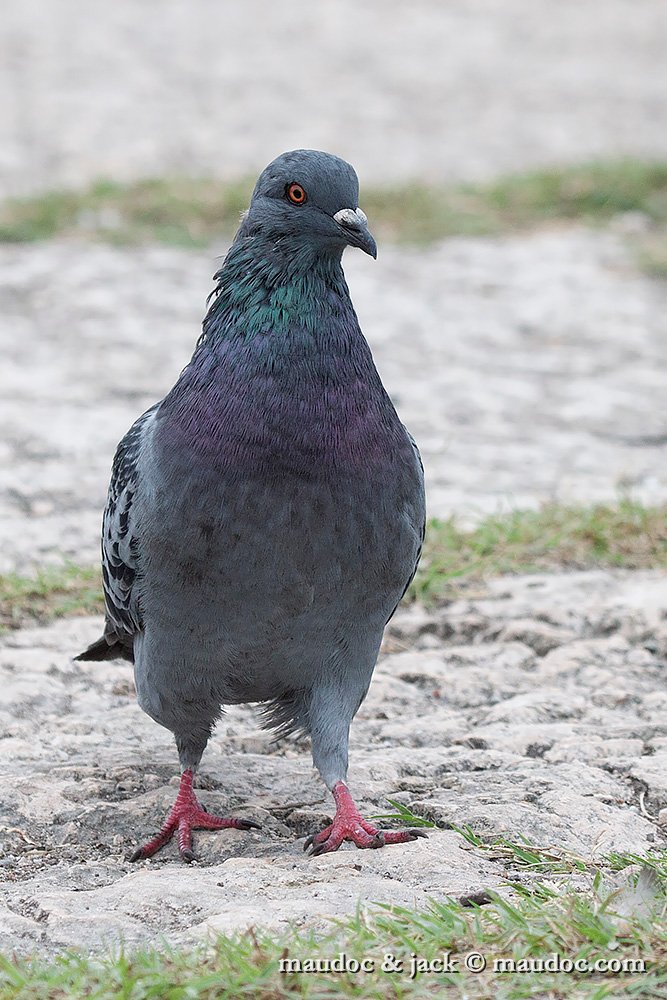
[260,690,309,741]
[75,634,133,663]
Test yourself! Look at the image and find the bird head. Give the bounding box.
[240,149,377,261]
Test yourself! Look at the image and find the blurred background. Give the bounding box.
[1,0,666,578]
[2,0,666,192]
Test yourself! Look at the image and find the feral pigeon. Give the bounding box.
[77,150,426,861]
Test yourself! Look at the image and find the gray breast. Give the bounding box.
[133,450,423,705]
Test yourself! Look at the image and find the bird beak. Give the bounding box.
[333,207,377,259]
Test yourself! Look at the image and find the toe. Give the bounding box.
[303,823,333,851]
[309,838,339,857]
[378,828,428,845]
[308,827,346,856]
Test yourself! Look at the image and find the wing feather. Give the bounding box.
[78,404,158,661]
[102,403,159,641]
[385,431,425,624]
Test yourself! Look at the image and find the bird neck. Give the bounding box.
[200,234,351,352]
[157,235,396,472]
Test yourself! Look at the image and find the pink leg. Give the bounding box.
[304,781,428,856]
[130,769,260,863]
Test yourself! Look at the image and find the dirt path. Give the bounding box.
[1,569,665,955]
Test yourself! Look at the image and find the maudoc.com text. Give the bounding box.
[279,951,646,978]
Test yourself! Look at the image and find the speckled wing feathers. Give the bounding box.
[385,432,425,624]
[77,405,157,661]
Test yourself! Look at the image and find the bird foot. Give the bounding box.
[304,781,428,856]
[129,769,260,863]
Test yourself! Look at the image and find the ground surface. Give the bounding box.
[2,569,666,956]
[2,227,667,573]
[1,1,667,196]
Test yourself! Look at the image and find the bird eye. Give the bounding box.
[286,182,307,205]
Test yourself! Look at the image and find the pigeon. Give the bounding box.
[77,149,426,862]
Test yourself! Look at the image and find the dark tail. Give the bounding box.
[75,635,133,663]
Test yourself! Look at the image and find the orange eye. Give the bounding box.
[287,182,307,205]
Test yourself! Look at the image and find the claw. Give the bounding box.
[129,769,260,862]
[304,784,427,857]
[237,819,262,831]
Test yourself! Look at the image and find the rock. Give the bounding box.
[385,604,439,645]
[630,752,667,811]
[497,618,573,655]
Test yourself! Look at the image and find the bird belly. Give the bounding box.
[134,462,422,709]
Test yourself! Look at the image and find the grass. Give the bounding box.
[0,563,104,633]
[1,869,665,999]
[364,158,667,249]
[371,798,438,829]
[1,159,666,251]
[0,177,252,248]
[452,824,590,875]
[411,498,667,603]
[1,499,665,630]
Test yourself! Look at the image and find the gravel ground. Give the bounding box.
[1,226,666,573]
[1,569,666,955]
[1,0,666,196]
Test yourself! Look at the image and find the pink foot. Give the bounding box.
[304,782,428,856]
[130,769,260,863]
